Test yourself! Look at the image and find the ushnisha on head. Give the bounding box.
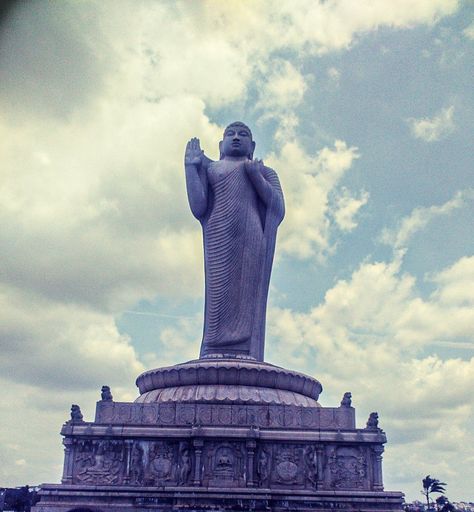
[219,121,255,160]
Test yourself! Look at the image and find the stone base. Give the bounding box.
[31,360,403,512]
[34,484,404,512]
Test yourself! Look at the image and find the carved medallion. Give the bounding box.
[159,404,175,424]
[276,459,298,481]
[142,405,158,424]
[196,404,212,424]
[176,404,195,425]
[273,447,302,485]
[217,405,232,424]
[148,442,174,483]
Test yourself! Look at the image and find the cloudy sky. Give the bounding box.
[1,0,473,502]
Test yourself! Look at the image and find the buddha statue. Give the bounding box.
[185,122,284,361]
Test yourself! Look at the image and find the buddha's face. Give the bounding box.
[220,123,255,159]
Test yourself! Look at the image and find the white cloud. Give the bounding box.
[193,0,459,56]
[462,21,474,40]
[256,60,308,111]
[266,254,474,500]
[430,256,474,306]
[0,96,219,311]
[380,189,474,261]
[267,140,362,260]
[143,313,203,369]
[0,284,144,390]
[333,187,370,231]
[327,67,341,86]
[407,106,455,142]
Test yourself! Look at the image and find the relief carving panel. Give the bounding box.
[145,441,176,485]
[270,444,305,488]
[73,440,124,485]
[328,446,368,490]
[204,442,245,488]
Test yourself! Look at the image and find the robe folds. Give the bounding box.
[188,159,284,361]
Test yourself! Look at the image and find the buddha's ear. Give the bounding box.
[249,140,256,160]
[219,140,224,160]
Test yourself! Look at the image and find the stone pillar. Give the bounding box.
[192,439,204,486]
[246,439,257,487]
[61,438,74,484]
[372,445,384,491]
[316,445,324,489]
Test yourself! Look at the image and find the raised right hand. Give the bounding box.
[185,137,204,166]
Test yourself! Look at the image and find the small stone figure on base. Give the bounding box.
[129,443,144,485]
[340,392,352,407]
[101,385,113,401]
[178,448,192,486]
[304,446,319,488]
[69,404,83,423]
[366,412,379,430]
[256,450,269,487]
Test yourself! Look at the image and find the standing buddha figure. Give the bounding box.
[184,122,284,361]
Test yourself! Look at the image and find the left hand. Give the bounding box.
[244,158,264,174]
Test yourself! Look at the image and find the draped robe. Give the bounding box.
[188,158,284,361]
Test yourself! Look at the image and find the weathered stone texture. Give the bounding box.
[95,401,355,429]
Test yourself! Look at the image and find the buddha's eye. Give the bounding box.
[225,130,235,137]
[239,131,249,137]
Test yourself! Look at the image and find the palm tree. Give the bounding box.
[422,475,447,511]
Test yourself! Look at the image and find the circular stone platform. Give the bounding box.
[135,359,322,407]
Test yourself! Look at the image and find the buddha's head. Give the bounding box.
[219,121,255,160]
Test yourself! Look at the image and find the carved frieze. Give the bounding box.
[67,435,378,491]
[93,401,358,430]
[73,440,124,485]
[328,446,368,490]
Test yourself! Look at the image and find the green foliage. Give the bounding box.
[436,495,456,512]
